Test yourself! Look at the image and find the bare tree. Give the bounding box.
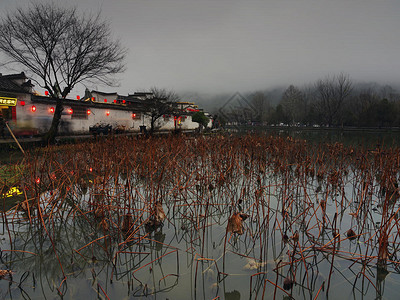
[0,3,126,143]
[251,91,270,123]
[346,88,379,126]
[146,87,180,133]
[314,73,352,126]
[280,85,306,124]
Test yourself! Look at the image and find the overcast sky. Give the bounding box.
[1,0,400,97]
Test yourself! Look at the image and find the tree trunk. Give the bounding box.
[43,98,63,144]
[150,118,155,134]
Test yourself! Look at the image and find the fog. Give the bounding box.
[1,0,400,107]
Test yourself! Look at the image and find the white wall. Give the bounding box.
[13,96,202,134]
[13,94,52,133]
[68,107,135,133]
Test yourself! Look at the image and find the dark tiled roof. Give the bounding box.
[91,90,117,96]
[0,72,31,94]
[130,92,153,96]
[31,95,147,111]
[0,72,27,80]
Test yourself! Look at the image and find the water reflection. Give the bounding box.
[0,135,400,299]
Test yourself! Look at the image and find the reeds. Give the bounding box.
[1,134,400,299]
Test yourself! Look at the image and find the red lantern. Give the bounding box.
[113,99,117,103]
[77,95,80,100]
[92,97,95,101]
[106,111,110,116]
[67,108,73,114]
[87,109,91,115]
[45,91,49,96]
[20,100,25,106]
[31,105,36,112]
[132,113,136,118]
[104,99,107,103]
[122,100,126,104]
[49,107,55,113]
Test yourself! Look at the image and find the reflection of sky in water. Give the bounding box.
[1,150,400,299]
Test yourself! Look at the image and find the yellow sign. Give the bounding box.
[0,97,17,106]
[3,186,23,198]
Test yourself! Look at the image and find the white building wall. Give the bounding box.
[158,115,212,131]
[67,107,135,133]
[13,96,201,134]
[182,115,200,130]
[15,97,52,133]
[157,115,199,131]
[158,117,175,131]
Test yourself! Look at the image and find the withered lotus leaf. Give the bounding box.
[0,270,13,280]
[155,201,166,223]
[227,212,248,235]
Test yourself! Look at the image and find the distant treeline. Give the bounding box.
[218,73,400,128]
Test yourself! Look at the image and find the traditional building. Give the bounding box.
[0,72,207,135]
[0,72,35,135]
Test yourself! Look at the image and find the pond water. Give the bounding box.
[0,134,400,299]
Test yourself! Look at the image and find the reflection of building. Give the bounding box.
[0,72,208,135]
